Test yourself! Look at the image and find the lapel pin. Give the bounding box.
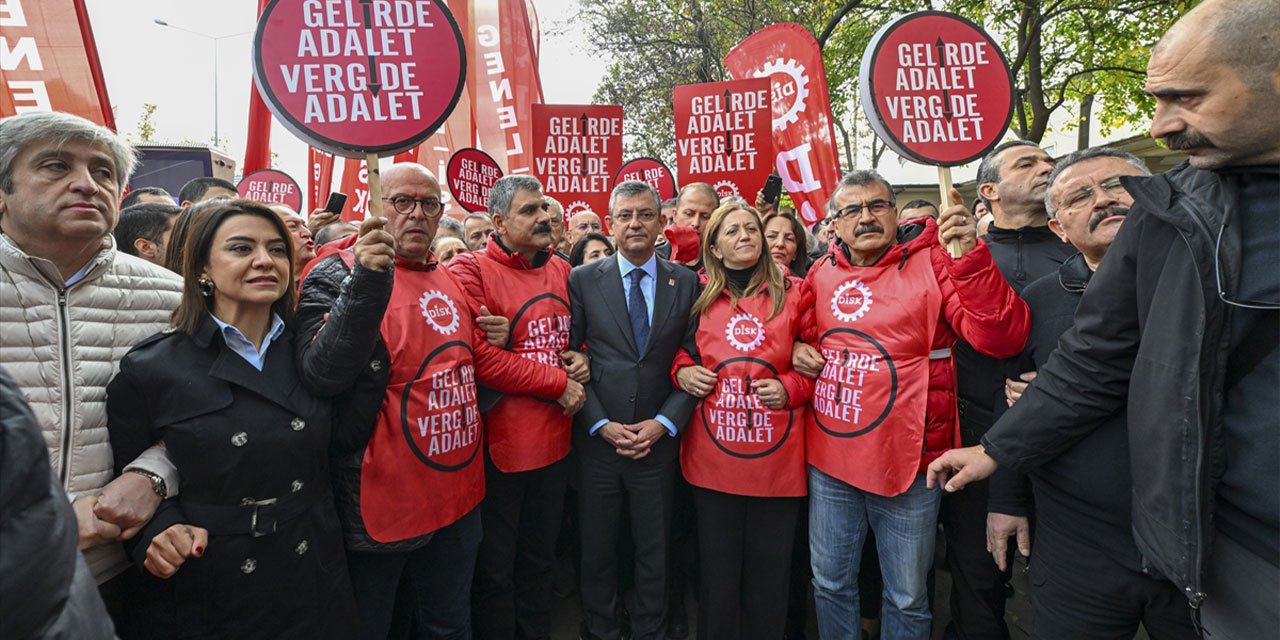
[667,278,675,287]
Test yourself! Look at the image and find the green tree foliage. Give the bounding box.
[578,0,1190,162]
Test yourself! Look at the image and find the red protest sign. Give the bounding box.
[238,168,303,211]
[860,11,1014,166]
[612,158,677,201]
[532,104,623,219]
[251,0,467,158]
[447,148,503,213]
[673,78,773,204]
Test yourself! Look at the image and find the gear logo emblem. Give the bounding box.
[725,312,766,352]
[712,180,739,198]
[830,280,872,323]
[419,289,460,335]
[754,58,811,132]
[566,200,591,216]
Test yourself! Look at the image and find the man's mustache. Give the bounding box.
[1162,130,1215,151]
[1088,205,1128,232]
[855,224,884,237]
[533,223,552,234]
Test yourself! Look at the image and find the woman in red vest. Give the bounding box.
[672,203,814,640]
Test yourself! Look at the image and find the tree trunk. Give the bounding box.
[836,120,853,173]
[1077,93,1094,149]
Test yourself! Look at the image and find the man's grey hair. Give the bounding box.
[1044,147,1151,218]
[676,182,719,207]
[0,111,138,193]
[974,139,1040,210]
[828,170,896,213]
[464,212,493,225]
[487,175,542,218]
[608,180,661,216]
[545,195,563,214]
[437,215,465,239]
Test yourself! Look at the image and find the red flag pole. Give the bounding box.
[72,0,116,130]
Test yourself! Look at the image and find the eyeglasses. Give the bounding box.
[1056,176,1127,214]
[835,200,894,219]
[1215,221,1280,309]
[382,195,443,217]
[612,209,658,224]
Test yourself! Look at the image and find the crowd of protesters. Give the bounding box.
[1,0,1276,639]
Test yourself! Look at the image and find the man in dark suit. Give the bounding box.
[569,180,700,640]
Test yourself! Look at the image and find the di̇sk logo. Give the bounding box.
[420,290,460,335]
[753,58,811,131]
[830,280,873,323]
[712,180,739,199]
[725,313,766,352]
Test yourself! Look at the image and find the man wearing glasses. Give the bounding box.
[930,1,1279,636]
[296,163,579,638]
[792,170,1029,640]
[569,180,700,640]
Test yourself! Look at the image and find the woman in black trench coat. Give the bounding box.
[107,200,358,639]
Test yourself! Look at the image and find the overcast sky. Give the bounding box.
[85,0,607,186]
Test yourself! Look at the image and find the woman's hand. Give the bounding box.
[676,365,716,398]
[145,524,208,579]
[752,378,789,409]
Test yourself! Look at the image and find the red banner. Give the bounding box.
[673,78,773,204]
[447,148,503,213]
[242,0,273,173]
[238,168,302,211]
[724,23,842,225]
[613,158,678,202]
[532,104,623,219]
[308,146,336,213]
[337,157,370,222]
[0,0,115,128]
[471,0,542,175]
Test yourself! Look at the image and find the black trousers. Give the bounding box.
[1030,527,1197,640]
[939,476,1012,640]
[692,486,801,640]
[578,448,676,640]
[472,454,569,640]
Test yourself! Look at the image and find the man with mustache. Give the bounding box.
[296,164,583,638]
[988,148,1198,639]
[929,0,1280,636]
[942,138,1076,640]
[792,170,1029,639]
[447,175,590,640]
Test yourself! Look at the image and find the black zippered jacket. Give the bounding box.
[981,160,1238,606]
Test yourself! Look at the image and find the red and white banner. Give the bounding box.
[238,168,302,211]
[447,147,503,213]
[673,78,773,204]
[724,23,843,225]
[337,157,370,222]
[307,146,336,213]
[532,104,623,218]
[613,158,678,202]
[0,0,115,128]
[471,0,543,175]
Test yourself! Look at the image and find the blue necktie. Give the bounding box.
[628,269,650,354]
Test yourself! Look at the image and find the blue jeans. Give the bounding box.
[809,467,942,640]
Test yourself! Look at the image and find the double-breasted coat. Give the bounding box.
[106,317,358,639]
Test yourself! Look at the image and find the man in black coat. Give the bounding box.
[569,180,699,640]
[943,138,1073,640]
[991,147,1197,639]
[929,1,1280,637]
[0,366,114,640]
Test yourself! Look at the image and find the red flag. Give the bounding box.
[724,24,843,225]
[0,0,116,128]
[471,0,543,176]
[307,146,335,213]
[242,0,273,173]
[337,158,370,222]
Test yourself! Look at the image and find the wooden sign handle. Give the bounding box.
[937,165,962,258]
[366,152,383,219]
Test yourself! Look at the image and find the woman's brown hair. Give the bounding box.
[170,199,297,335]
[691,203,787,320]
[763,210,810,277]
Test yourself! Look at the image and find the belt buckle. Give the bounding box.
[249,498,278,537]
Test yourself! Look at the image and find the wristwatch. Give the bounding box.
[127,469,169,498]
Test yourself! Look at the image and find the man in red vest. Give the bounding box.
[448,175,589,639]
[793,170,1029,640]
[296,163,584,639]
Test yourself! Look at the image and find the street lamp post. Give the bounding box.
[153,19,252,149]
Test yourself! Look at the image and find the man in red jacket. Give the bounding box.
[448,176,588,640]
[793,170,1029,640]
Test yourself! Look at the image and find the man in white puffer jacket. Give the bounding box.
[0,111,183,635]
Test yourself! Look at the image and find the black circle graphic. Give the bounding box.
[812,328,898,438]
[699,356,793,459]
[401,340,481,472]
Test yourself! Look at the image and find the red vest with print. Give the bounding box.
[343,252,485,541]
[681,285,807,497]
[474,256,572,472]
[806,246,942,497]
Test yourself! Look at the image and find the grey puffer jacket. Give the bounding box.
[0,233,183,581]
